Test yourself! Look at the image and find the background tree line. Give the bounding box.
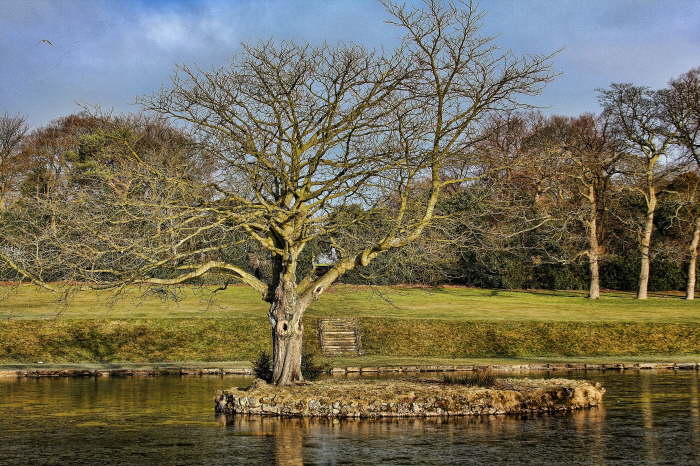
[1,66,698,299]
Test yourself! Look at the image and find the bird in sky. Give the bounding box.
[39,39,54,46]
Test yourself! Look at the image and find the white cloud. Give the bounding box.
[143,13,192,49]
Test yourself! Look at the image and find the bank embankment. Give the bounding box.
[2,317,700,364]
[215,378,605,418]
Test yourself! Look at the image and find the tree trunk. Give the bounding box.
[588,190,601,300]
[687,216,700,300]
[268,276,306,385]
[637,195,656,300]
[589,247,600,300]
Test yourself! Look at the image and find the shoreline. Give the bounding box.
[1,360,698,378]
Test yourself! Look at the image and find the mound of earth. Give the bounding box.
[215,377,605,418]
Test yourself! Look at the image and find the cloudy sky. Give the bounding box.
[2,0,699,128]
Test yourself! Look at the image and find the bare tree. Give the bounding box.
[2,113,211,290]
[534,114,624,299]
[0,114,28,210]
[661,68,700,165]
[0,114,58,290]
[659,67,700,299]
[403,112,554,289]
[662,172,700,299]
[457,112,567,272]
[43,0,553,385]
[599,84,677,299]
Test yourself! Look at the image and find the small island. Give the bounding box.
[215,378,605,418]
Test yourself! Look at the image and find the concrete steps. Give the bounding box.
[318,319,362,356]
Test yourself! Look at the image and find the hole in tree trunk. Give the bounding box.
[283,323,288,331]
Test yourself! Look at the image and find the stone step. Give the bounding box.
[319,318,361,356]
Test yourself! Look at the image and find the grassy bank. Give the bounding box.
[0,318,272,363]
[2,316,700,364]
[2,284,700,364]
[358,319,700,357]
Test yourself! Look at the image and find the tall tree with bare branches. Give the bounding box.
[599,84,677,299]
[528,114,624,299]
[42,0,553,385]
[658,67,700,299]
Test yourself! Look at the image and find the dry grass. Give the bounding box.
[442,373,497,387]
[231,378,603,408]
[218,377,605,417]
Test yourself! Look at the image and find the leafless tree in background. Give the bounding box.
[599,84,678,300]
[479,113,624,299]
[662,172,700,299]
[541,114,624,299]
[661,68,700,165]
[659,67,700,299]
[0,114,28,210]
[2,113,213,290]
[445,112,563,270]
[0,114,58,290]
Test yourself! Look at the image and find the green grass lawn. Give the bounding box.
[1,284,698,323]
[2,284,699,364]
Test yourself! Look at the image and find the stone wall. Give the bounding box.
[4,361,697,378]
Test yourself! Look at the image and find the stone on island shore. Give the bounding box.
[214,378,605,418]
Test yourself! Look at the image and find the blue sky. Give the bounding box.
[2,0,699,128]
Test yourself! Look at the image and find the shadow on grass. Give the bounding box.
[509,288,686,300]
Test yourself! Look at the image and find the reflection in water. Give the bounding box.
[221,414,559,464]
[221,414,546,464]
[571,401,606,464]
[639,373,658,464]
[1,371,700,465]
[271,419,304,466]
[691,375,700,463]
[222,417,306,465]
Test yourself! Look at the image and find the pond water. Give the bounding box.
[0,370,698,465]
